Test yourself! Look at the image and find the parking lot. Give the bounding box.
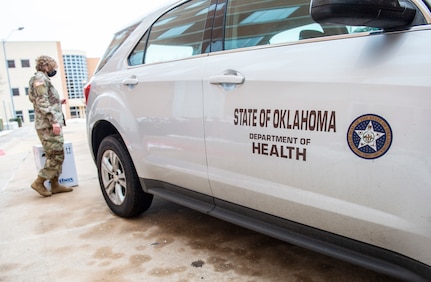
[0,120,399,281]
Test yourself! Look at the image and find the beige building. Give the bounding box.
[0,41,99,128]
[87,58,99,77]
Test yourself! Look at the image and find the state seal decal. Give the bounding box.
[347,114,392,159]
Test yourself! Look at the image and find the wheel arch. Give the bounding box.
[91,120,122,161]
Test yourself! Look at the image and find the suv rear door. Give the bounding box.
[123,0,214,195]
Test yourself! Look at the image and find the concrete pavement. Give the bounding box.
[0,120,398,282]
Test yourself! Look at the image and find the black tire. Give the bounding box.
[96,135,153,218]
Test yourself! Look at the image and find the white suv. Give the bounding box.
[85,0,431,280]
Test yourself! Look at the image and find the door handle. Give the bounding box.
[122,76,138,86]
[209,70,245,85]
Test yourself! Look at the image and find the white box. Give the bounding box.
[33,141,79,188]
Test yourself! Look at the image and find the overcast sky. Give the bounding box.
[0,0,174,57]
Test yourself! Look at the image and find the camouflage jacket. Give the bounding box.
[28,71,65,129]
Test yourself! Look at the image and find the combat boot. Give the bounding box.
[31,176,52,197]
[51,177,73,194]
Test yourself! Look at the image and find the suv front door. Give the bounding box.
[203,0,431,264]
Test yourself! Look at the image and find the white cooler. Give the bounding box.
[33,141,79,188]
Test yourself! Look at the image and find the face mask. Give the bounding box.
[47,69,57,77]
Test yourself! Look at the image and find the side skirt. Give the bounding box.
[142,178,430,282]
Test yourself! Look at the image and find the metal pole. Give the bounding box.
[2,27,24,122]
[2,38,16,120]
[2,100,9,130]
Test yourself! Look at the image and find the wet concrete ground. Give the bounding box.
[0,120,399,281]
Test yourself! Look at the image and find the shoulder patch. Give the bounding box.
[34,80,44,87]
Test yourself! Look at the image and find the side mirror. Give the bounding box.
[310,0,416,30]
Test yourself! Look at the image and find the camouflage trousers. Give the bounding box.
[36,127,64,180]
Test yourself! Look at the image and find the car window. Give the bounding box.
[96,22,140,72]
[129,31,149,66]
[224,0,380,50]
[129,0,211,65]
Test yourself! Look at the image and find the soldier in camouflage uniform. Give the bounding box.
[28,55,73,197]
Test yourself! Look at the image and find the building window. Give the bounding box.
[25,87,29,95]
[16,111,24,122]
[70,106,81,118]
[28,110,35,122]
[21,59,30,68]
[12,88,20,96]
[7,60,15,68]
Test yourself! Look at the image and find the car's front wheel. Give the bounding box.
[96,135,153,218]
